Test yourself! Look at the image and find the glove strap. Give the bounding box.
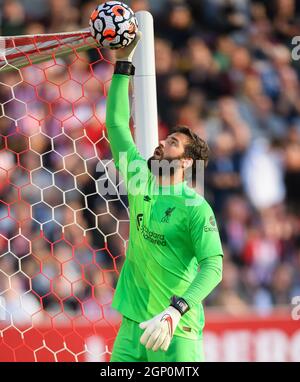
[170,296,190,316]
[114,61,135,76]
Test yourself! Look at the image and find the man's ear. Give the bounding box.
[181,158,193,170]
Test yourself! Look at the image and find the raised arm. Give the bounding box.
[106,74,135,168]
[105,33,142,171]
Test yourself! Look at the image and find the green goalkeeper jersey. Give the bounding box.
[106,75,223,340]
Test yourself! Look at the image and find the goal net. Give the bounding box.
[0,30,132,362]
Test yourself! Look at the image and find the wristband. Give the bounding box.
[170,295,190,316]
[114,61,135,76]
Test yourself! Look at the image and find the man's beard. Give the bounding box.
[147,156,183,177]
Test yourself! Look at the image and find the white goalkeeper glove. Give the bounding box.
[115,31,142,62]
[139,306,181,352]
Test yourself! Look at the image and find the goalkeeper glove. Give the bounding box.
[139,296,189,352]
[116,31,142,62]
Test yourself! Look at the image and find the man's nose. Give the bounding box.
[159,140,165,148]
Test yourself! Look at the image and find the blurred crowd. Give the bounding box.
[1,0,300,326]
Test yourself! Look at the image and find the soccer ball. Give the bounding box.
[89,1,138,49]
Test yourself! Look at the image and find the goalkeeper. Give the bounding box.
[106,33,223,362]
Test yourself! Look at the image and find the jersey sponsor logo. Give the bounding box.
[140,225,166,246]
[204,215,218,232]
[136,214,166,246]
[161,207,176,223]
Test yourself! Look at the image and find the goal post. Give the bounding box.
[133,11,159,159]
[0,11,158,362]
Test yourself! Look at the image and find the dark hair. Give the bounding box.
[173,126,210,166]
[172,125,210,180]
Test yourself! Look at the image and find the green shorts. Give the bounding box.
[110,316,204,362]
